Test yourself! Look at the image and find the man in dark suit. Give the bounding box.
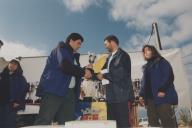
[97,35,134,128]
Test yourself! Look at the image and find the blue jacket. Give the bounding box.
[139,57,178,105]
[0,68,28,111]
[37,42,84,97]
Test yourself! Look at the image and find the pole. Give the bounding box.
[152,22,163,50]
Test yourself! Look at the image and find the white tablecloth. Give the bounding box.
[17,105,40,115]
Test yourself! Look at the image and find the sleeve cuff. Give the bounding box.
[100,69,109,74]
[101,79,110,85]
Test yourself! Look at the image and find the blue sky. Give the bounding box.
[0,0,136,54]
[0,0,192,89]
[0,0,191,55]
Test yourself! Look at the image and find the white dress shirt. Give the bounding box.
[100,49,118,85]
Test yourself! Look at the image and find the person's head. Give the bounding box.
[104,35,119,52]
[0,40,3,49]
[65,33,84,52]
[84,68,94,80]
[8,59,23,74]
[142,45,162,61]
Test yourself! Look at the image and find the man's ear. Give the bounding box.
[68,39,72,45]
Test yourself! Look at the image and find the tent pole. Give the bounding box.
[152,22,163,50]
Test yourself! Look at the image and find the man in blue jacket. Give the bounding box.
[34,33,92,125]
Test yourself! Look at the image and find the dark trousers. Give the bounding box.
[0,104,17,128]
[146,100,177,127]
[34,89,75,125]
[107,101,130,128]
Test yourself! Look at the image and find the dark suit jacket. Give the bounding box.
[103,48,134,103]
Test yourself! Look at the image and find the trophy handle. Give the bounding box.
[88,52,97,64]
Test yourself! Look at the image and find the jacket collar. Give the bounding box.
[64,43,74,54]
[58,41,74,54]
[107,48,122,62]
[143,57,163,70]
[74,53,80,66]
[111,48,121,58]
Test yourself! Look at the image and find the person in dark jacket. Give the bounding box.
[34,33,92,125]
[139,45,178,127]
[0,59,28,128]
[0,40,3,49]
[97,35,134,128]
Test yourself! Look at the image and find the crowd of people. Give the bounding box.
[0,33,178,128]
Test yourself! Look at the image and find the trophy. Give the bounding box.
[88,52,96,64]
[26,83,34,104]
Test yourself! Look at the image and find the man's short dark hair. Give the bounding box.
[65,33,84,44]
[0,40,3,45]
[104,35,119,45]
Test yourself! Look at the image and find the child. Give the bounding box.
[80,68,96,101]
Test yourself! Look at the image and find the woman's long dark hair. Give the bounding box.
[1,59,23,75]
[142,45,162,59]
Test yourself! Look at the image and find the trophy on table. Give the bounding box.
[26,83,35,104]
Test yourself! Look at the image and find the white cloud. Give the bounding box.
[61,0,192,49]
[181,43,192,58]
[107,0,192,48]
[125,34,153,52]
[62,0,101,12]
[0,39,46,60]
[161,13,192,47]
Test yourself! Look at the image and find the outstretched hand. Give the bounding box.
[96,73,104,80]
[157,92,166,97]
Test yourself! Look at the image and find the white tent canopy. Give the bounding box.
[1,48,190,109]
[0,57,8,72]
